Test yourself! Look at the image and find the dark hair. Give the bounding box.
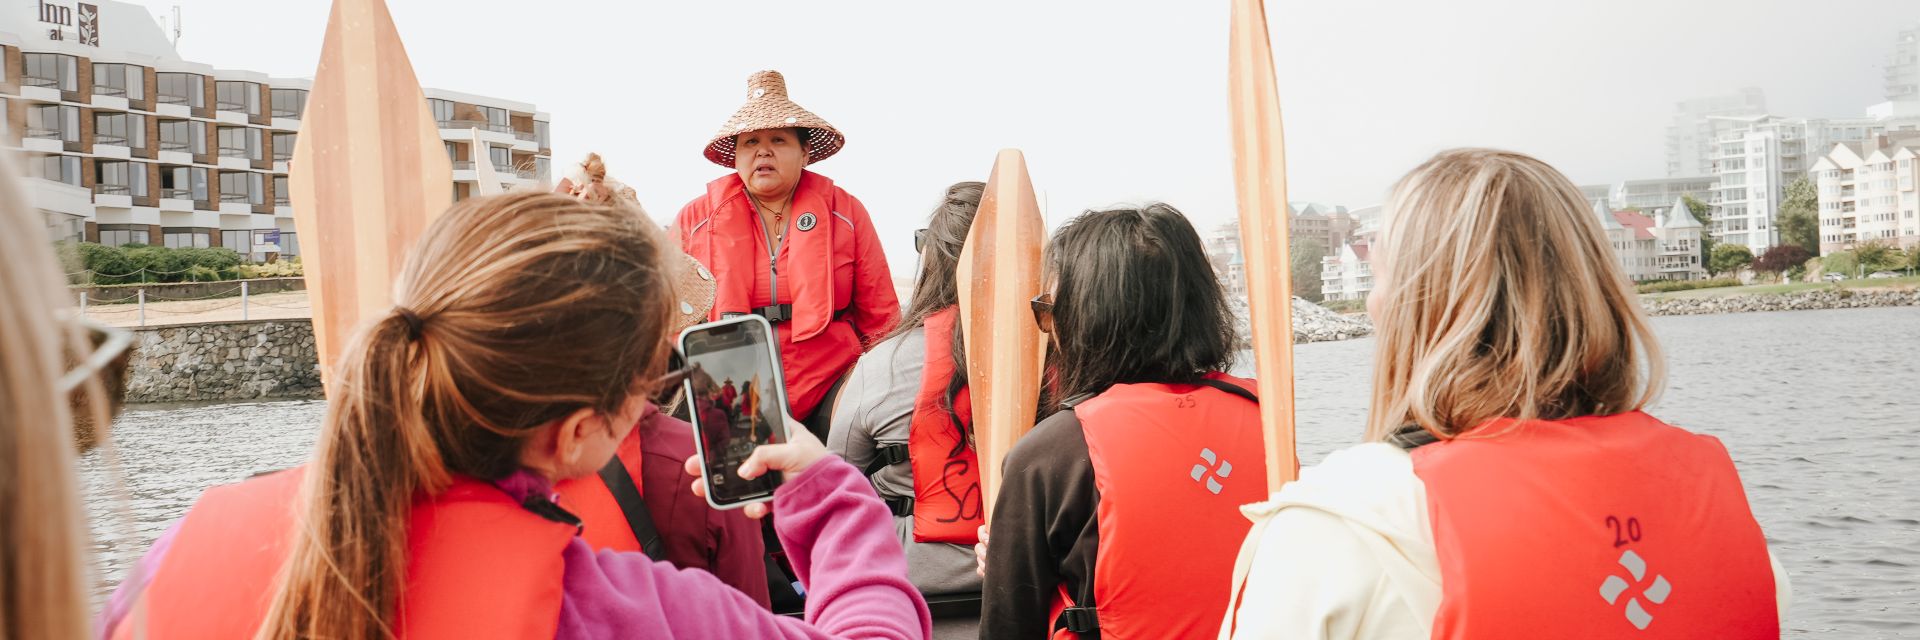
[885,181,984,450]
[1046,203,1235,404]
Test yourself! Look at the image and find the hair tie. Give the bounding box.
[396,307,425,340]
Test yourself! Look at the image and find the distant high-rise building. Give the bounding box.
[1887,23,1919,105]
[1708,113,1920,253]
[1666,89,1767,178]
[1809,134,1920,255]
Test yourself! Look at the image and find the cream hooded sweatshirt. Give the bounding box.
[1218,443,1791,639]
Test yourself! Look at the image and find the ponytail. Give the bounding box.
[256,192,675,639]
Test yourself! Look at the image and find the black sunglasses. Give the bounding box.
[914,228,928,253]
[1030,293,1054,334]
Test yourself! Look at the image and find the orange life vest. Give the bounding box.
[1409,411,1779,639]
[113,466,578,640]
[1052,373,1267,640]
[906,307,982,543]
[556,427,654,555]
[863,307,983,544]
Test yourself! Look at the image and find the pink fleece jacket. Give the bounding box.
[101,456,930,640]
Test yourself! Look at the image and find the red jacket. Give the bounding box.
[675,171,899,418]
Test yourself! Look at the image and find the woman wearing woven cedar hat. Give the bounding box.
[674,70,900,440]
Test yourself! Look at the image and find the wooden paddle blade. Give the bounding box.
[289,0,454,385]
[957,149,1047,521]
[1229,0,1301,491]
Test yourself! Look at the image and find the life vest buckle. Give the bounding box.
[1058,606,1100,634]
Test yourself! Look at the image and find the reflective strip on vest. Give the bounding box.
[1411,411,1779,639]
[119,466,577,640]
[1065,373,1268,639]
[558,427,648,553]
[906,306,983,543]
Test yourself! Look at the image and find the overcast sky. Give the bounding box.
[132,0,1918,277]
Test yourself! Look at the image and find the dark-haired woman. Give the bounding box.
[979,204,1272,640]
[828,182,986,628]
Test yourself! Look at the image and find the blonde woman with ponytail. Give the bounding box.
[101,192,929,639]
[0,153,128,639]
[1220,149,1789,639]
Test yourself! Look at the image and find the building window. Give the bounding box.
[535,121,550,148]
[216,81,261,115]
[94,113,145,149]
[156,73,206,107]
[163,230,211,249]
[158,120,207,154]
[429,99,455,125]
[162,166,210,201]
[95,161,148,197]
[535,157,550,181]
[23,53,78,90]
[272,132,297,161]
[99,225,152,247]
[444,141,457,161]
[482,106,510,132]
[219,171,265,204]
[40,155,82,186]
[29,104,81,142]
[489,145,512,171]
[274,175,290,205]
[218,126,262,160]
[270,88,308,119]
[223,230,252,255]
[279,231,299,256]
[92,63,144,99]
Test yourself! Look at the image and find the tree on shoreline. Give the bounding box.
[1683,195,1716,269]
[1778,178,1820,254]
[1708,243,1754,277]
[1752,245,1812,282]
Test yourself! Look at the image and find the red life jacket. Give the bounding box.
[1052,373,1267,640]
[1409,411,1779,639]
[674,171,900,418]
[557,425,653,555]
[901,307,983,543]
[112,466,577,640]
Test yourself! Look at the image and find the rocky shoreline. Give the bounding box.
[1230,288,1919,348]
[1638,288,1920,316]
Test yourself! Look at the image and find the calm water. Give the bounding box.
[83,307,1920,636]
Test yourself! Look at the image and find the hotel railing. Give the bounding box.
[271,108,303,119]
[274,196,291,206]
[514,130,537,141]
[26,127,63,140]
[96,135,128,147]
[23,75,59,88]
[94,86,128,97]
[160,188,194,200]
[216,101,258,114]
[157,94,192,105]
[94,184,132,196]
[220,192,253,204]
[218,146,256,160]
[451,161,475,170]
[514,169,536,179]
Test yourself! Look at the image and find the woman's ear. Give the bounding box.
[521,406,600,479]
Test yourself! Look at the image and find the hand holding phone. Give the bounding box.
[682,419,828,519]
[679,316,795,510]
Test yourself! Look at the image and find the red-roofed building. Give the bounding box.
[1594,197,1706,281]
[1321,238,1374,301]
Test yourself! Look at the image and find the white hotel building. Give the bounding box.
[1809,135,1920,254]
[3,0,551,257]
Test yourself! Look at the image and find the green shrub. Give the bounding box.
[1635,278,1741,294]
[72,243,246,285]
[233,259,304,279]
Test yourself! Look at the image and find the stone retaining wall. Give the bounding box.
[126,319,323,403]
[1640,289,1920,316]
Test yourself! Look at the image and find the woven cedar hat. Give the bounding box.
[704,70,845,168]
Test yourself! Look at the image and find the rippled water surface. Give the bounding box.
[84,307,1920,636]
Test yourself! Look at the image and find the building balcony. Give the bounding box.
[451,160,475,170]
[160,188,194,200]
[271,107,303,119]
[94,184,132,196]
[26,127,64,140]
[23,75,60,89]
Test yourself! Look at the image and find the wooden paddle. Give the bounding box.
[956,149,1047,520]
[1229,0,1301,490]
[290,0,453,384]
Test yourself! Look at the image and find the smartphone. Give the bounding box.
[679,315,792,510]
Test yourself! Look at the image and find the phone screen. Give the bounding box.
[680,317,789,507]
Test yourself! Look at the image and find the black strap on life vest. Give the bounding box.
[862,442,916,517]
[1052,377,1260,636]
[1387,423,1440,451]
[595,456,666,561]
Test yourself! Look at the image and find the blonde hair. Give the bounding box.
[257,192,676,639]
[0,154,102,637]
[1364,148,1664,442]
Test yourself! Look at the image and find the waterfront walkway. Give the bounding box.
[82,290,314,328]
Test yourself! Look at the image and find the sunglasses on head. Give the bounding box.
[914,228,928,253]
[1030,293,1055,334]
